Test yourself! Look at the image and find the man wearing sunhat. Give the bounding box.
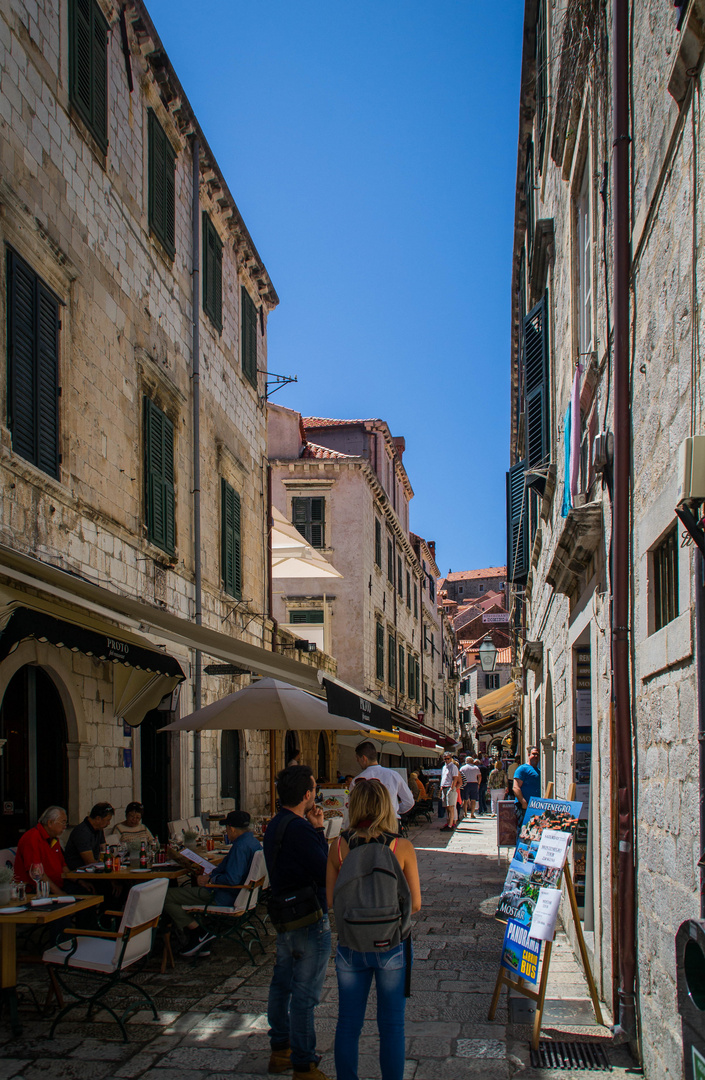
[163,809,262,957]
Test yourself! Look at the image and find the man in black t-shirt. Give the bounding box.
[264,766,331,1080]
[64,802,114,870]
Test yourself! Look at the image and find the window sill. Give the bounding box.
[637,608,692,681]
[0,438,72,503]
[68,104,107,170]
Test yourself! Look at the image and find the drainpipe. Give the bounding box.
[611,0,636,1044]
[191,136,202,816]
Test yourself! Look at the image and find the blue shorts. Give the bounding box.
[462,782,479,801]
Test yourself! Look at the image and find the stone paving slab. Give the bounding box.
[0,813,639,1078]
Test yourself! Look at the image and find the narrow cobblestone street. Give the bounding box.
[0,817,638,1079]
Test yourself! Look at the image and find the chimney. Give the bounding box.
[392,436,405,460]
[427,540,436,559]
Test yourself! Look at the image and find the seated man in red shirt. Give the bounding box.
[15,806,68,895]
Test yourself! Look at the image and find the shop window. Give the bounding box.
[653,526,679,632]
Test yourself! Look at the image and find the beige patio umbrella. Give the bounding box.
[270,507,343,579]
[159,678,371,810]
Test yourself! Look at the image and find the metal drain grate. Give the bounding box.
[529,1040,612,1070]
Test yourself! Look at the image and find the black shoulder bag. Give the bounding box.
[266,814,323,933]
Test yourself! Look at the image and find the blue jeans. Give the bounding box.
[334,941,410,1080]
[268,914,331,1068]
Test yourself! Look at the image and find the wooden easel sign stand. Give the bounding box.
[488,784,604,1050]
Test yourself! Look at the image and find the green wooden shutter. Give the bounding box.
[374,519,381,567]
[388,634,396,689]
[69,0,108,151]
[309,497,325,548]
[507,460,529,582]
[406,571,411,607]
[6,250,60,479]
[407,651,414,698]
[376,623,384,680]
[524,294,549,468]
[148,110,175,257]
[202,213,223,331]
[221,478,242,598]
[144,398,175,553]
[397,556,403,596]
[387,538,394,582]
[398,645,405,694]
[241,286,257,387]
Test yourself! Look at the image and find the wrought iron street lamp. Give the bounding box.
[478,636,498,673]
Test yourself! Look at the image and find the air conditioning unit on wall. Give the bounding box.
[677,436,705,504]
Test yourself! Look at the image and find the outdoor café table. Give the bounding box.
[0,894,102,1036]
[63,866,185,883]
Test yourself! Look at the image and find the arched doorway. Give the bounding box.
[317,733,328,783]
[221,729,241,808]
[285,732,299,766]
[0,665,68,846]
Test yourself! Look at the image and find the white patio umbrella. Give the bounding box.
[271,507,343,580]
[158,677,369,734]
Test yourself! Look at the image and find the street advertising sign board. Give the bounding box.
[497,800,518,847]
[529,887,563,941]
[500,917,542,984]
[483,612,510,623]
[534,829,571,869]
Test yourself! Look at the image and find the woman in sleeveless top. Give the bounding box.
[326,779,421,1080]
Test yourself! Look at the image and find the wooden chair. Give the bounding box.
[42,877,168,1040]
[182,850,267,964]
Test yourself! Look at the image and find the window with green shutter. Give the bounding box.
[524,293,549,468]
[290,609,324,624]
[374,518,382,568]
[397,556,403,597]
[376,622,385,681]
[241,286,258,387]
[221,478,242,597]
[387,633,396,689]
[144,397,175,553]
[69,0,108,151]
[406,571,411,608]
[6,249,60,480]
[415,660,420,703]
[292,497,325,548]
[407,651,414,699]
[413,585,418,619]
[507,459,529,582]
[398,645,405,695]
[387,538,394,583]
[148,109,176,257]
[202,213,223,331]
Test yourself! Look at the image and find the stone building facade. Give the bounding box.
[0,0,330,845]
[507,1,705,1075]
[268,405,456,756]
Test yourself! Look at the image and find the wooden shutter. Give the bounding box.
[375,519,381,566]
[507,460,529,582]
[398,645,405,693]
[241,286,257,386]
[525,138,535,262]
[309,497,325,548]
[7,251,60,479]
[70,0,108,150]
[415,660,420,702]
[407,652,414,698]
[524,294,549,468]
[144,398,175,553]
[388,634,396,688]
[148,110,175,257]
[203,213,223,330]
[221,478,242,598]
[376,622,384,680]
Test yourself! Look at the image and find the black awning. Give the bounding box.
[0,607,184,679]
[322,677,396,734]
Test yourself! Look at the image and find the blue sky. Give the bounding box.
[148,0,524,575]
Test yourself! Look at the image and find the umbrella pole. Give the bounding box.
[269,729,276,814]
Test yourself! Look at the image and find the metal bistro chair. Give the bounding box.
[42,877,168,1041]
[182,849,267,964]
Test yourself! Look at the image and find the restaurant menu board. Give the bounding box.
[497,800,519,848]
[317,788,348,812]
[495,797,582,930]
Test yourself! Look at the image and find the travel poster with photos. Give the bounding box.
[495,797,582,929]
[500,917,542,984]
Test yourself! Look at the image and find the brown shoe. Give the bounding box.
[292,1067,332,1080]
[269,1048,292,1073]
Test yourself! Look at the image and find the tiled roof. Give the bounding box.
[300,441,356,460]
[459,644,512,666]
[442,567,506,582]
[303,417,381,429]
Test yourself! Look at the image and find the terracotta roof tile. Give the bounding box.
[302,417,381,429]
[300,441,356,460]
[442,567,506,582]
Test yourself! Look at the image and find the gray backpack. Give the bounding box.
[333,833,412,952]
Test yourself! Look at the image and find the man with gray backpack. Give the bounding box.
[326,778,421,1080]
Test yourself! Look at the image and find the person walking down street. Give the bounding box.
[459,757,481,820]
[264,766,332,1080]
[478,758,490,815]
[513,745,542,826]
[488,761,509,816]
[163,810,261,957]
[439,752,460,831]
[352,741,415,820]
[327,779,421,1080]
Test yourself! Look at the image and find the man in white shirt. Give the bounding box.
[439,752,461,832]
[459,756,482,820]
[352,741,415,819]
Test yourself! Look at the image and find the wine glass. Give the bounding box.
[29,863,44,894]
